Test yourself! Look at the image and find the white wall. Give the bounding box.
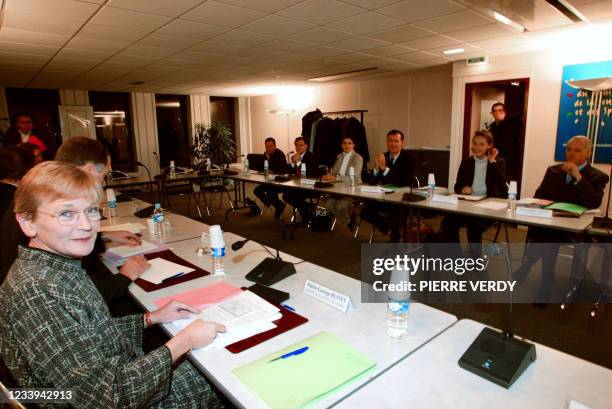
[450,48,612,210]
[248,64,453,164]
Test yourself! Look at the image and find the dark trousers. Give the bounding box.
[283,190,318,220]
[441,215,490,258]
[254,185,283,209]
[360,203,402,241]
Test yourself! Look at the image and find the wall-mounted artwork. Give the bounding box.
[555,60,612,163]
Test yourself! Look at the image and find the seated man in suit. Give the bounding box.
[361,129,418,242]
[282,137,320,221]
[246,137,288,218]
[514,135,608,299]
[442,130,507,257]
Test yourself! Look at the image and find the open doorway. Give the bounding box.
[463,79,529,195]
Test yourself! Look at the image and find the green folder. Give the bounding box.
[545,202,588,215]
[233,331,376,409]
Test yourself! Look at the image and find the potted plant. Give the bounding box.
[191,122,236,171]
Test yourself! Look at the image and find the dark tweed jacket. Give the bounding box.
[0,247,176,408]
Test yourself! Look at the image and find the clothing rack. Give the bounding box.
[322,109,368,125]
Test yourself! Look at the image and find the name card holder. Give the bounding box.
[516,206,553,218]
[299,178,317,185]
[304,279,353,313]
[431,194,459,205]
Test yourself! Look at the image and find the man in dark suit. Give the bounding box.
[282,137,320,221]
[488,102,521,182]
[361,130,418,242]
[2,113,55,160]
[247,137,288,218]
[515,135,609,301]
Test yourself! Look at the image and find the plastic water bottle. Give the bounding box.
[209,225,225,275]
[427,173,436,199]
[205,158,211,171]
[152,203,165,238]
[507,180,517,213]
[300,163,307,180]
[264,159,270,180]
[106,188,118,218]
[169,160,176,179]
[349,166,356,188]
[387,268,410,340]
[243,157,250,175]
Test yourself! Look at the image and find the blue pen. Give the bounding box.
[162,272,186,283]
[281,304,296,312]
[269,346,309,362]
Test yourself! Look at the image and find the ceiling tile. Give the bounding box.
[234,47,287,59]
[0,69,36,87]
[327,52,374,64]
[241,15,316,36]
[415,10,492,33]
[0,41,59,56]
[289,27,354,44]
[470,35,532,51]
[569,1,612,21]
[212,29,275,47]
[369,24,433,42]
[340,0,405,10]
[6,0,99,22]
[394,51,442,62]
[418,57,450,66]
[386,62,422,72]
[425,43,481,57]
[359,44,416,56]
[165,50,220,64]
[445,24,515,42]
[257,39,314,53]
[0,28,68,47]
[138,33,201,49]
[55,48,115,62]
[158,20,229,40]
[326,12,405,35]
[400,35,460,50]
[2,11,82,36]
[328,36,390,51]
[189,40,250,54]
[107,0,204,17]
[182,1,266,28]
[66,36,130,53]
[48,57,100,70]
[88,6,172,31]
[43,63,92,74]
[298,46,347,58]
[78,24,147,43]
[121,44,177,59]
[0,51,49,64]
[377,0,464,23]
[278,0,366,25]
[215,0,304,13]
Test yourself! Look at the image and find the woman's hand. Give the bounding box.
[461,186,472,195]
[103,230,141,246]
[119,255,149,281]
[321,174,336,182]
[488,148,499,162]
[150,300,200,325]
[165,320,226,362]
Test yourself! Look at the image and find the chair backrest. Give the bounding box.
[246,154,265,172]
[0,379,26,409]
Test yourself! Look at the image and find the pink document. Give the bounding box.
[154,281,242,310]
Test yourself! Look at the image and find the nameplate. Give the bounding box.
[516,206,553,218]
[299,178,317,185]
[431,194,459,205]
[304,280,353,313]
[360,186,383,193]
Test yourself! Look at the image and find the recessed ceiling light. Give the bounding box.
[443,48,465,55]
[493,11,525,32]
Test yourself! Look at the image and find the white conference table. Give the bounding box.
[334,319,612,409]
[102,200,204,244]
[227,172,596,234]
[129,232,457,409]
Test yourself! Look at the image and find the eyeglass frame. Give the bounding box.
[35,206,103,226]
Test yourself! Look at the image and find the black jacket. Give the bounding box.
[454,157,508,198]
[301,109,322,142]
[364,150,418,187]
[535,163,608,209]
[288,151,319,177]
[3,128,56,160]
[265,149,288,173]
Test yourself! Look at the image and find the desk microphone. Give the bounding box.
[231,237,296,285]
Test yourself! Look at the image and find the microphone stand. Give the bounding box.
[136,161,154,205]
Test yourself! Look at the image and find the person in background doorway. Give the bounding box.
[488,102,521,182]
[3,113,54,160]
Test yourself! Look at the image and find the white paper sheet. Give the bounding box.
[107,240,157,258]
[474,201,508,210]
[140,258,195,284]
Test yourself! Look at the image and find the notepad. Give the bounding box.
[107,240,158,258]
[140,258,195,284]
[154,282,242,310]
[233,331,376,409]
[545,202,587,216]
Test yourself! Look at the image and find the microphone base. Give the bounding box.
[134,205,155,218]
[245,257,296,286]
[458,327,536,389]
[592,216,612,229]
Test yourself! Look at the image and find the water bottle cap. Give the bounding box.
[509,180,517,194]
[154,203,161,209]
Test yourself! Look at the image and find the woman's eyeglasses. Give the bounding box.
[37,207,102,226]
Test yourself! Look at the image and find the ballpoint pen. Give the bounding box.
[161,272,186,283]
[269,346,309,362]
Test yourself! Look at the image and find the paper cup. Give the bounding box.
[209,225,225,248]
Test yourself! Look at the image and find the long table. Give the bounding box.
[335,319,612,409]
[129,232,457,408]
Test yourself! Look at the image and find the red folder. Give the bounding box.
[135,250,210,292]
[225,290,308,354]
